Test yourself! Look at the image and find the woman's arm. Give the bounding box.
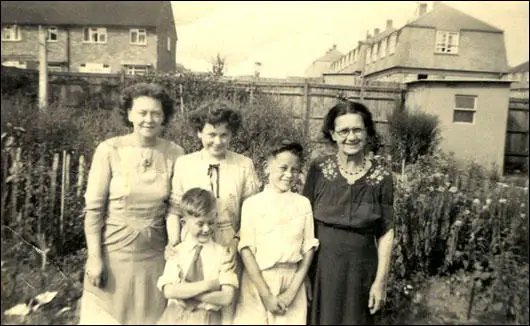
[162,279,220,300]
[374,228,394,285]
[84,142,111,287]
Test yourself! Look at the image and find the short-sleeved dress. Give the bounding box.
[302,155,394,325]
[78,136,185,325]
[156,238,239,325]
[234,187,319,325]
[170,149,260,248]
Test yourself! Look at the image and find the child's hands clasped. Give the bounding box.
[278,287,297,309]
[262,293,287,315]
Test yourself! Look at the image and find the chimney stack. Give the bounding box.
[386,19,393,30]
[374,28,380,35]
[433,1,441,8]
[418,2,428,16]
[366,30,372,40]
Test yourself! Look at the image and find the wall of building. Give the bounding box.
[405,81,511,173]
[155,1,177,73]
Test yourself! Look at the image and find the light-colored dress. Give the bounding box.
[78,136,185,325]
[170,149,260,245]
[156,238,239,325]
[234,187,319,325]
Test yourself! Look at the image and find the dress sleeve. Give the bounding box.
[375,172,395,238]
[84,141,111,235]
[218,246,239,288]
[168,157,185,219]
[157,257,183,291]
[301,198,319,254]
[242,158,261,201]
[237,198,256,254]
[302,160,319,206]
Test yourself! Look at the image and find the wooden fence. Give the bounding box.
[1,145,86,254]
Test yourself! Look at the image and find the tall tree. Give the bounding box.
[211,53,226,78]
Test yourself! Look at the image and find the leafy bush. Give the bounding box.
[387,102,440,169]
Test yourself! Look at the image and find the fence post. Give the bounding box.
[23,158,33,228]
[50,153,59,239]
[77,155,85,198]
[179,83,184,113]
[303,80,311,140]
[11,147,22,223]
[59,151,68,246]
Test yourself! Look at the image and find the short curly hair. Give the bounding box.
[322,100,381,154]
[265,140,305,164]
[118,83,175,128]
[188,100,242,134]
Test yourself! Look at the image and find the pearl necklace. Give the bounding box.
[336,154,370,180]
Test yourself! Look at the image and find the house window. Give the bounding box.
[47,27,58,42]
[372,44,378,62]
[125,64,149,76]
[435,31,459,54]
[130,28,147,45]
[2,24,21,41]
[48,63,64,72]
[380,38,387,58]
[83,27,107,43]
[366,47,371,65]
[453,94,476,123]
[2,60,26,69]
[79,62,111,73]
[167,36,171,52]
[388,33,397,54]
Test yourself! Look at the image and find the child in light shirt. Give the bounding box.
[234,141,319,325]
[157,188,238,325]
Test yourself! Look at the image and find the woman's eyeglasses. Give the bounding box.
[334,128,365,138]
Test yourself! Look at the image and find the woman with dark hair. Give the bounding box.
[166,100,260,324]
[79,83,185,324]
[303,100,395,325]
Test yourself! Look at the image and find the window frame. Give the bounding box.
[47,26,58,42]
[167,36,171,52]
[83,27,107,44]
[78,62,111,73]
[129,28,147,45]
[124,64,149,76]
[453,94,477,124]
[380,38,387,59]
[388,33,397,55]
[2,24,21,41]
[435,30,459,54]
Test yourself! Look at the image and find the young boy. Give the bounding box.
[157,188,238,325]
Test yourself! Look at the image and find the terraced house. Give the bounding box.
[0,1,177,75]
[325,2,509,84]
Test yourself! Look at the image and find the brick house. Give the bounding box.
[324,2,509,84]
[304,45,343,78]
[0,1,177,75]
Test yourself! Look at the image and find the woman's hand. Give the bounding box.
[85,256,105,288]
[368,279,387,315]
[278,287,297,309]
[262,293,287,315]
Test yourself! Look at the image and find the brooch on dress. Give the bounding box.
[365,166,391,186]
[319,157,339,181]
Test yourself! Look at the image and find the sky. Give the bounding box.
[171,1,529,78]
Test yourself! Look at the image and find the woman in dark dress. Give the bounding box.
[303,100,395,325]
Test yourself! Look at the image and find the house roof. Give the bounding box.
[315,47,344,63]
[406,3,503,33]
[509,61,529,73]
[0,1,167,27]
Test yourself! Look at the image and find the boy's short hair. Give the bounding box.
[179,188,217,219]
[266,140,304,163]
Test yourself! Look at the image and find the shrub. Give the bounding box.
[387,102,440,170]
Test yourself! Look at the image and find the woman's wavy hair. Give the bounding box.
[188,100,242,134]
[118,83,175,127]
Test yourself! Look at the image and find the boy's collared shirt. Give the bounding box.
[157,237,238,311]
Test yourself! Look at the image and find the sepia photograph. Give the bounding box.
[1,1,528,325]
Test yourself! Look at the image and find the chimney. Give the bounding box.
[418,2,428,16]
[366,30,372,40]
[386,19,393,30]
[374,28,380,35]
[433,1,441,7]
[332,44,337,50]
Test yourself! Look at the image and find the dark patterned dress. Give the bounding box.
[302,155,394,325]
